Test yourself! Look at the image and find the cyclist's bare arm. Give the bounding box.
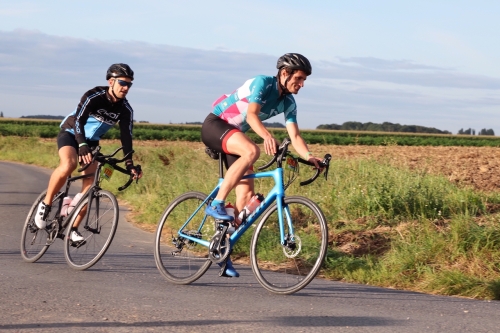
[246,103,279,155]
[286,122,321,169]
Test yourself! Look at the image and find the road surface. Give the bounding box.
[1,161,499,332]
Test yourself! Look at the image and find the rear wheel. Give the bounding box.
[250,196,328,294]
[21,191,63,263]
[154,191,212,284]
[64,190,119,270]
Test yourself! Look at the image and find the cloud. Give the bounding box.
[318,57,500,90]
[337,57,449,71]
[0,29,499,134]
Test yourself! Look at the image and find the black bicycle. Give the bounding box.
[21,146,140,270]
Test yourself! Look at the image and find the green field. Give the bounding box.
[2,118,500,146]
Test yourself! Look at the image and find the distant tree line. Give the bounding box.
[182,121,285,128]
[21,115,64,120]
[458,128,495,136]
[317,121,451,134]
[19,115,153,123]
[263,122,285,128]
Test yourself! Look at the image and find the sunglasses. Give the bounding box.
[116,79,133,88]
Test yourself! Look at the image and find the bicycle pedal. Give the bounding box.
[215,221,230,233]
[28,223,38,233]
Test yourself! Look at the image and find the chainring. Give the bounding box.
[45,221,60,245]
[208,224,231,263]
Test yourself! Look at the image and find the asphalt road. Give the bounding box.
[1,161,500,332]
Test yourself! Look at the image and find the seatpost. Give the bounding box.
[218,153,224,179]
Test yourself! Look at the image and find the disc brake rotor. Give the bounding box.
[283,234,301,258]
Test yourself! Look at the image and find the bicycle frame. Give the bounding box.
[53,161,113,232]
[171,138,330,259]
[173,167,291,249]
[52,173,93,230]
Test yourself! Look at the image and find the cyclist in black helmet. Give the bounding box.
[201,53,321,278]
[34,63,143,242]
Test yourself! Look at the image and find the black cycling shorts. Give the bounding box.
[201,113,242,170]
[57,130,99,152]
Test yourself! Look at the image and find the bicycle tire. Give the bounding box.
[154,191,212,284]
[20,191,63,263]
[250,196,328,294]
[63,190,119,270]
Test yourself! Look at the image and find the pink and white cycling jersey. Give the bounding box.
[212,75,297,133]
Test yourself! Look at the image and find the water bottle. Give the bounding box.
[237,193,264,222]
[60,196,72,217]
[67,193,83,215]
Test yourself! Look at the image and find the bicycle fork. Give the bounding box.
[83,194,100,234]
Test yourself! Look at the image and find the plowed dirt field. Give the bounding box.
[311,145,500,192]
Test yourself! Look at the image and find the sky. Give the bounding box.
[0,0,499,133]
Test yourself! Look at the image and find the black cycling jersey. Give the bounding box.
[60,86,134,157]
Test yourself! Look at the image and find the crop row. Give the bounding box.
[2,118,500,146]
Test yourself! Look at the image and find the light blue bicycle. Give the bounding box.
[154,138,331,294]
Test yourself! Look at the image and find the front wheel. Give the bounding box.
[20,191,63,263]
[64,190,119,270]
[250,196,328,295]
[154,191,212,284]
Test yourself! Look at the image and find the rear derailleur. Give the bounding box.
[171,230,202,255]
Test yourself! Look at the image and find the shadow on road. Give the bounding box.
[0,315,404,330]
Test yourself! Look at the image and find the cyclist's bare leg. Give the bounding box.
[234,175,254,226]
[44,146,78,206]
[72,162,97,228]
[213,133,257,277]
[214,132,259,201]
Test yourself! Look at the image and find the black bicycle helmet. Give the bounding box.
[276,53,312,76]
[106,63,134,80]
